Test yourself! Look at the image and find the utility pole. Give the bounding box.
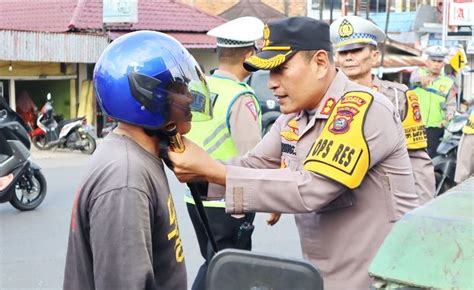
[378,0,392,78]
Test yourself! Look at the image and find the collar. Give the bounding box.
[296,70,349,138]
[211,70,240,82]
[314,70,349,120]
[372,75,382,92]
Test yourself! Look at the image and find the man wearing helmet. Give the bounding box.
[63,31,212,290]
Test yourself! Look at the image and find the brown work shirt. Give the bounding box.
[210,71,418,289]
[373,76,435,204]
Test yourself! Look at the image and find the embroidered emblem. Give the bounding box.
[338,19,354,38]
[328,106,359,134]
[321,98,336,115]
[245,100,258,120]
[246,52,290,70]
[263,24,271,47]
[439,85,446,93]
[280,119,299,141]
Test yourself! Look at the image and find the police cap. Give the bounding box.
[244,17,332,71]
[207,16,264,48]
[330,16,386,52]
[424,45,448,61]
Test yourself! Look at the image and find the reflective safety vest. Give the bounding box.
[464,111,474,135]
[414,87,446,128]
[403,90,428,149]
[416,69,454,98]
[185,75,262,207]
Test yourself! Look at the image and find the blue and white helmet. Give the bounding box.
[94,30,212,129]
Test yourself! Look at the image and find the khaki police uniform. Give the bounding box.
[455,111,474,183]
[329,16,434,204]
[210,71,419,289]
[372,77,435,204]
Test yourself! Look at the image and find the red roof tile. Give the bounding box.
[0,0,225,33]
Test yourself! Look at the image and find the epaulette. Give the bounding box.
[380,79,408,93]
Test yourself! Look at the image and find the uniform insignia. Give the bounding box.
[439,85,446,92]
[321,98,336,115]
[403,90,427,149]
[328,106,359,134]
[245,100,258,120]
[304,91,373,189]
[280,119,299,141]
[263,24,271,47]
[338,19,354,38]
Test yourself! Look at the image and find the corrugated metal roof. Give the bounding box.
[108,31,217,49]
[0,30,109,63]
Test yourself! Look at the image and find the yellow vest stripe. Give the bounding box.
[206,131,232,155]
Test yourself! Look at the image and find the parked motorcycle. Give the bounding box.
[432,112,468,196]
[32,93,96,154]
[0,97,47,211]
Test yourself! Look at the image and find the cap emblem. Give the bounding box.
[263,24,271,47]
[338,19,354,38]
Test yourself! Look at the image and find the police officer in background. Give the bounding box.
[330,16,435,204]
[170,17,418,289]
[184,16,263,290]
[455,110,474,183]
[410,45,457,157]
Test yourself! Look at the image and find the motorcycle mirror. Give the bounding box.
[47,93,51,101]
[206,249,324,290]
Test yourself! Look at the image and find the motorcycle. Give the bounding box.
[432,112,468,196]
[32,93,96,154]
[0,97,47,211]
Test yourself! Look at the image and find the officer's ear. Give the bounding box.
[311,50,331,80]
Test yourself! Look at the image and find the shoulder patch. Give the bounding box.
[304,91,373,189]
[245,100,258,120]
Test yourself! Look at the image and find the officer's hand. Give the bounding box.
[266,213,281,226]
[168,137,226,185]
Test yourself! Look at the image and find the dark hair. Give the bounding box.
[217,46,255,65]
[301,50,334,64]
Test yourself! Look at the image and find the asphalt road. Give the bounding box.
[0,145,302,289]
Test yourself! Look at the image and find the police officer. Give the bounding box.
[455,110,474,183]
[184,17,263,290]
[169,17,418,289]
[330,15,435,204]
[410,45,458,157]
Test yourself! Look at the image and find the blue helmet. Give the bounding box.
[94,30,212,129]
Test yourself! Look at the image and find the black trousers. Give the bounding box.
[426,127,444,158]
[186,202,255,290]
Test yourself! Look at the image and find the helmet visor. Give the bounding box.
[127,53,212,127]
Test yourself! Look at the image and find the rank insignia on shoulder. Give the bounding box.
[321,98,336,115]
